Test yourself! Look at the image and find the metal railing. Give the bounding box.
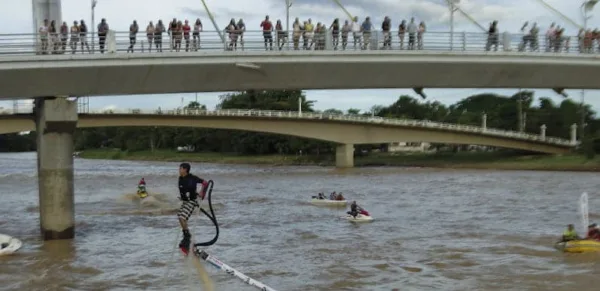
[0,107,574,146]
[0,30,596,56]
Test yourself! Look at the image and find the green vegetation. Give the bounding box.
[79,149,600,172]
[3,89,600,171]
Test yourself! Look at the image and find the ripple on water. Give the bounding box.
[2,154,600,290]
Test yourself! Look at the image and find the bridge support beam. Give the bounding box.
[34,97,78,241]
[335,144,354,168]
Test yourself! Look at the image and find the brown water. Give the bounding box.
[0,152,599,291]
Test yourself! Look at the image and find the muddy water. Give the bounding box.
[0,152,599,291]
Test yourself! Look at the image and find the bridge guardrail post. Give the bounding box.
[107,30,117,54]
[540,124,546,139]
[502,32,511,52]
[325,30,333,51]
[462,32,466,51]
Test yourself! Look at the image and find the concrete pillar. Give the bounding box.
[570,123,577,144]
[325,30,333,50]
[34,97,78,240]
[481,113,487,130]
[106,30,117,53]
[32,0,62,33]
[540,124,546,139]
[335,144,354,168]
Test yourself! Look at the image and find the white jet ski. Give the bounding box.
[0,234,22,256]
[342,213,374,222]
[310,198,348,206]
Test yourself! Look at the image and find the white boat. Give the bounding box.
[342,214,374,222]
[0,234,22,256]
[310,198,348,206]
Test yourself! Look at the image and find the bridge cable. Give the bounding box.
[199,0,226,45]
[330,0,354,20]
[530,0,583,30]
[444,0,487,32]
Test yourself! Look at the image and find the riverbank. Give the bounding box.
[78,149,600,172]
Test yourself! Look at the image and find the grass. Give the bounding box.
[78,149,600,172]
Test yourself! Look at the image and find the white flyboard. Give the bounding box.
[580,192,589,235]
[194,249,278,291]
[0,234,23,256]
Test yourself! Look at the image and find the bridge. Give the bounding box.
[0,107,576,158]
[1,30,600,99]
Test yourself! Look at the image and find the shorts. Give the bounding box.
[178,200,199,221]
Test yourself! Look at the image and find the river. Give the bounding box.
[0,152,599,291]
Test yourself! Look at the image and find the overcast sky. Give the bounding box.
[1,0,599,114]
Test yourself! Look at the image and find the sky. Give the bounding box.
[1,0,600,114]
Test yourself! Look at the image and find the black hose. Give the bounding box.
[194,180,219,247]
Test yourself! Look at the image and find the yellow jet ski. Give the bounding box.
[555,239,600,253]
[137,185,148,199]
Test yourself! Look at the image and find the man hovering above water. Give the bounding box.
[177,163,208,252]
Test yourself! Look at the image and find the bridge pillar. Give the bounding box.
[34,97,78,241]
[335,144,354,168]
[481,113,487,130]
[540,124,546,139]
[570,123,577,144]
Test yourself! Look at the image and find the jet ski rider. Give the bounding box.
[562,224,580,242]
[586,223,600,241]
[347,201,362,218]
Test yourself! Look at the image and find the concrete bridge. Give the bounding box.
[1,106,576,163]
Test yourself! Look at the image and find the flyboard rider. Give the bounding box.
[177,162,209,252]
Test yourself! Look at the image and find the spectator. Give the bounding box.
[351,16,361,50]
[79,20,90,53]
[97,18,109,53]
[39,19,49,54]
[304,19,314,50]
[407,17,417,50]
[381,16,391,50]
[146,21,155,52]
[329,18,340,50]
[183,20,191,52]
[60,21,68,53]
[70,21,80,54]
[341,19,350,50]
[173,20,183,52]
[260,15,274,50]
[361,16,373,50]
[292,18,302,50]
[127,20,138,53]
[168,18,177,50]
[49,20,58,53]
[485,20,498,51]
[155,19,165,52]
[237,19,246,50]
[546,22,556,52]
[193,18,202,51]
[276,19,286,50]
[226,18,238,50]
[417,21,426,50]
[398,19,406,50]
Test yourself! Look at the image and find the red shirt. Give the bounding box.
[183,24,191,36]
[261,20,272,31]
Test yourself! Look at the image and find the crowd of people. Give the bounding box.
[32,15,600,54]
[314,191,345,201]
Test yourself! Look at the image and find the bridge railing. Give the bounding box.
[0,30,591,56]
[81,108,573,146]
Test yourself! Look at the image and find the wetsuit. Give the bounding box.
[348,203,358,217]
